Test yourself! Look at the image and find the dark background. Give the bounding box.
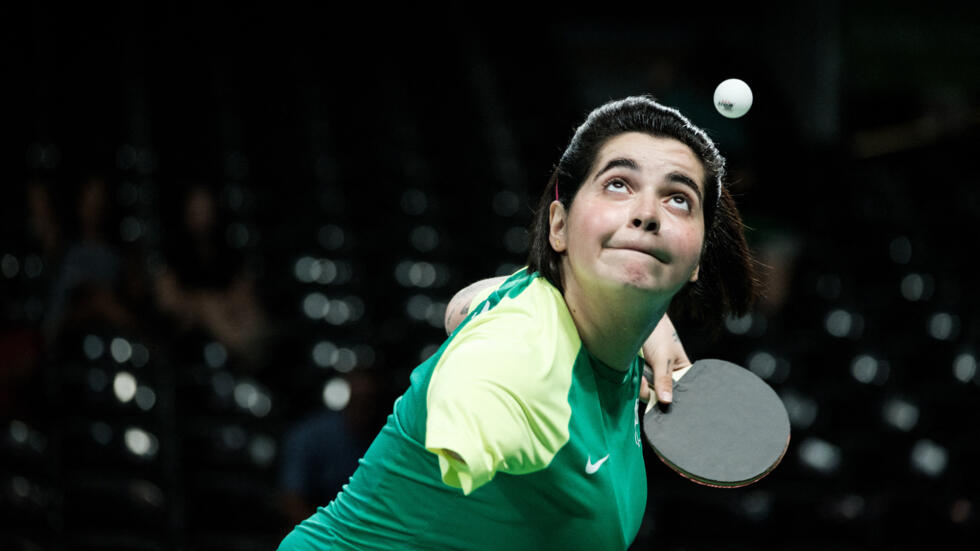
[2,2,979,550]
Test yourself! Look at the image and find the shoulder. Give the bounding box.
[439,272,579,386]
[423,273,582,493]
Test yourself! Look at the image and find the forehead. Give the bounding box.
[591,132,706,191]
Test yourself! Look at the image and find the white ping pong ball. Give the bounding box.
[713,78,753,118]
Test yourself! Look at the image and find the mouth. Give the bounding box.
[612,246,670,264]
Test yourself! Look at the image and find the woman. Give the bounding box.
[279,96,759,550]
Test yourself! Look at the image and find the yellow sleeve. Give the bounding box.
[424,281,579,495]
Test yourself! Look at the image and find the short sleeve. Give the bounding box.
[423,284,579,495]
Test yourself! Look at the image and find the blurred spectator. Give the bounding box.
[277,370,382,530]
[41,174,142,348]
[0,329,44,419]
[154,183,270,371]
[753,229,802,317]
[0,179,60,417]
[26,178,62,264]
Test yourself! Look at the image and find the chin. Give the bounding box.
[605,271,669,296]
[617,264,692,299]
[611,261,662,288]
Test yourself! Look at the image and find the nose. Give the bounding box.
[632,217,658,232]
[630,202,660,232]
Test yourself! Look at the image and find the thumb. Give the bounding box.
[640,363,673,404]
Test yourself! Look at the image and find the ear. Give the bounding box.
[689,263,700,283]
[548,201,568,253]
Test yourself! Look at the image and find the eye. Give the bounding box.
[604,179,629,194]
[669,194,692,212]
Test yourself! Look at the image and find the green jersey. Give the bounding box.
[279,268,646,550]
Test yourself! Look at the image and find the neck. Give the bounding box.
[561,278,668,372]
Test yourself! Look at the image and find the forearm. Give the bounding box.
[642,314,691,368]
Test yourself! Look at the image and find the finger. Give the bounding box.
[639,373,653,403]
[653,358,673,404]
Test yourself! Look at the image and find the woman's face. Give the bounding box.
[550,132,706,300]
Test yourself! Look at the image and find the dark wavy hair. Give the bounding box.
[526,95,761,332]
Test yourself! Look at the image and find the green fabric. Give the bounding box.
[279,269,646,550]
[425,268,578,494]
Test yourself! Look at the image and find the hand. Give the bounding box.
[639,314,692,405]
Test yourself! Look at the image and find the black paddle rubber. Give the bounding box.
[642,359,791,488]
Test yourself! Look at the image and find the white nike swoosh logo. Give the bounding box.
[585,454,609,474]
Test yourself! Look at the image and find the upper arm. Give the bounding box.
[444,276,508,335]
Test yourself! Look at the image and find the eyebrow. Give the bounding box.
[667,172,704,206]
[594,157,639,180]
[594,157,704,205]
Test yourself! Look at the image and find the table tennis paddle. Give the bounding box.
[642,359,791,488]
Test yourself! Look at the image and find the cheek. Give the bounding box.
[566,207,615,256]
[671,225,705,263]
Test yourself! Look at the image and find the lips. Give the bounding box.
[611,244,670,263]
